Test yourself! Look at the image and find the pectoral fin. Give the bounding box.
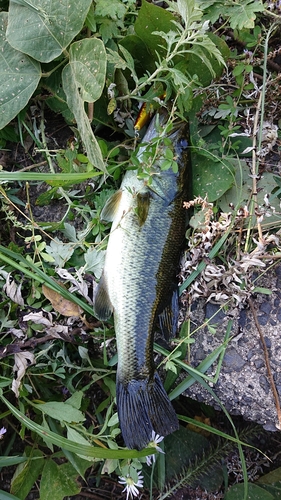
[136,191,151,226]
[100,190,122,222]
[93,273,113,321]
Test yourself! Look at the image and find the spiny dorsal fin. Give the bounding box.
[100,190,122,222]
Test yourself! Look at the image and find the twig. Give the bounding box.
[248,297,281,429]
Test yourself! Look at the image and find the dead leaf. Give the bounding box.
[23,310,53,327]
[3,273,24,306]
[12,351,35,397]
[42,284,82,317]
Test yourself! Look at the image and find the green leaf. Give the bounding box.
[186,32,229,87]
[39,459,81,500]
[0,456,28,467]
[7,0,92,62]
[66,426,94,461]
[219,161,281,227]
[225,483,274,500]
[134,0,174,60]
[44,67,75,124]
[34,401,86,424]
[0,172,101,182]
[94,0,126,20]
[257,466,281,485]
[10,447,44,500]
[119,34,154,75]
[66,38,107,102]
[0,491,21,500]
[0,390,155,460]
[0,12,41,129]
[62,39,106,172]
[65,391,84,410]
[228,0,264,30]
[192,153,235,202]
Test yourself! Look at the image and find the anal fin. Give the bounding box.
[158,288,179,340]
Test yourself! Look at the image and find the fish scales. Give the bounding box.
[94,114,190,449]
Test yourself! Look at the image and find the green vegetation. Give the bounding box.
[1,0,281,498]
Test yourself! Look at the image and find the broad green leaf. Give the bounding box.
[61,449,90,482]
[62,39,106,171]
[134,0,174,60]
[10,447,44,500]
[7,0,92,62]
[0,12,41,129]
[225,483,274,500]
[119,34,155,75]
[40,459,81,500]
[219,161,281,228]
[257,467,281,485]
[65,391,83,410]
[192,152,235,202]
[186,32,229,87]
[34,401,86,423]
[67,38,106,102]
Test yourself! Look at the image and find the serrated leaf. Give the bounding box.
[0,12,41,129]
[94,0,126,20]
[40,459,81,500]
[84,247,105,279]
[45,239,75,267]
[10,447,44,500]
[34,400,86,423]
[7,0,92,63]
[228,0,264,30]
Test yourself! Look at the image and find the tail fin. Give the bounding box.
[116,372,179,450]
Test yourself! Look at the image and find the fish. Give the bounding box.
[94,113,190,450]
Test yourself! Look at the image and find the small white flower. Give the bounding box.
[0,427,7,439]
[118,471,143,499]
[146,430,165,466]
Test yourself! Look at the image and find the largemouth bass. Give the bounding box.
[94,114,190,450]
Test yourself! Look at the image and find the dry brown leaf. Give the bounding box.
[42,284,82,317]
[12,351,35,397]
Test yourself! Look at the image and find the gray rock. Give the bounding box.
[180,264,281,431]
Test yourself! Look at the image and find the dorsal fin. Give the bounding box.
[100,190,122,222]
